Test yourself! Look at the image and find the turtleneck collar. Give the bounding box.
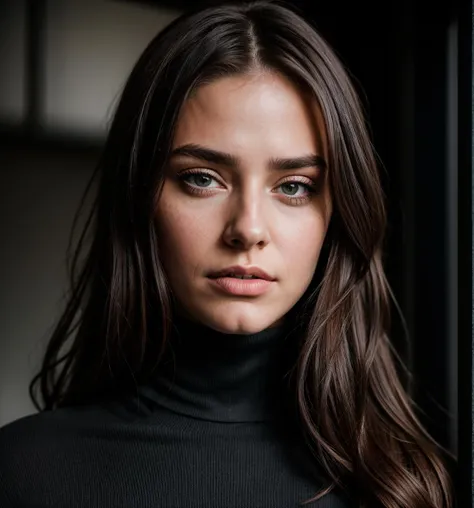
[138,317,301,423]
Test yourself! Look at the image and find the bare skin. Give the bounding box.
[155,71,332,334]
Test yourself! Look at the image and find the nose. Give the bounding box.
[222,190,271,250]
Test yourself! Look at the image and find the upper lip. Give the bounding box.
[208,265,275,281]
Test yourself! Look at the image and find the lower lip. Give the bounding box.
[208,277,273,296]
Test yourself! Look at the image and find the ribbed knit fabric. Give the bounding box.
[0,318,356,508]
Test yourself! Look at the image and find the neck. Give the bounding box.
[141,317,301,423]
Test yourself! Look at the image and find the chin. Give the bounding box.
[210,322,269,335]
[198,306,284,335]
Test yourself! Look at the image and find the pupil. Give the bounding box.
[196,175,211,187]
[282,183,298,195]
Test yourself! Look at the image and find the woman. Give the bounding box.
[0,1,454,507]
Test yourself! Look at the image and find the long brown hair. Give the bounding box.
[29,1,454,506]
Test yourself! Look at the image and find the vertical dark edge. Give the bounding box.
[446,2,459,459]
[24,0,46,134]
[413,1,450,451]
[456,0,473,504]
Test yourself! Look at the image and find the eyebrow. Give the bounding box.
[170,143,327,171]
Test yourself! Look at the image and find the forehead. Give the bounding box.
[173,71,328,162]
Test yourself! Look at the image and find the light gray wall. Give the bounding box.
[43,0,179,136]
[0,0,180,134]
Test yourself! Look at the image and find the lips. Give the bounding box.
[207,273,274,296]
[207,265,275,281]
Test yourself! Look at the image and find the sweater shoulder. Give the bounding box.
[0,405,114,506]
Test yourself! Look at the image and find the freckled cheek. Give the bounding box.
[278,216,327,278]
[156,205,217,272]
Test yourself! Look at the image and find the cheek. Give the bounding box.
[278,214,327,279]
[155,197,216,272]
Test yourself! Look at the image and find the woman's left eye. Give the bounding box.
[277,181,312,197]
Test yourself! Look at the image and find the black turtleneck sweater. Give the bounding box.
[0,319,355,508]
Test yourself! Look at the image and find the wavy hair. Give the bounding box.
[29,1,454,506]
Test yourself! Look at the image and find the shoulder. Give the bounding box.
[1,407,70,434]
[0,401,124,455]
[0,410,63,506]
[0,404,116,506]
[0,405,98,466]
[0,409,67,456]
[1,403,109,440]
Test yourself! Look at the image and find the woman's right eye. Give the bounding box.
[182,173,217,188]
[177,170,224,194]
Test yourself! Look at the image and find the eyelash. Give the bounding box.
[177,169,318,205]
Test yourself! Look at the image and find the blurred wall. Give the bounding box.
[0,0,26,123]
[0,0,180,426]
[43,0,179,136]
[0,147,96,426]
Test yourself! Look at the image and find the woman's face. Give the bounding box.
[155,71,332,334]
